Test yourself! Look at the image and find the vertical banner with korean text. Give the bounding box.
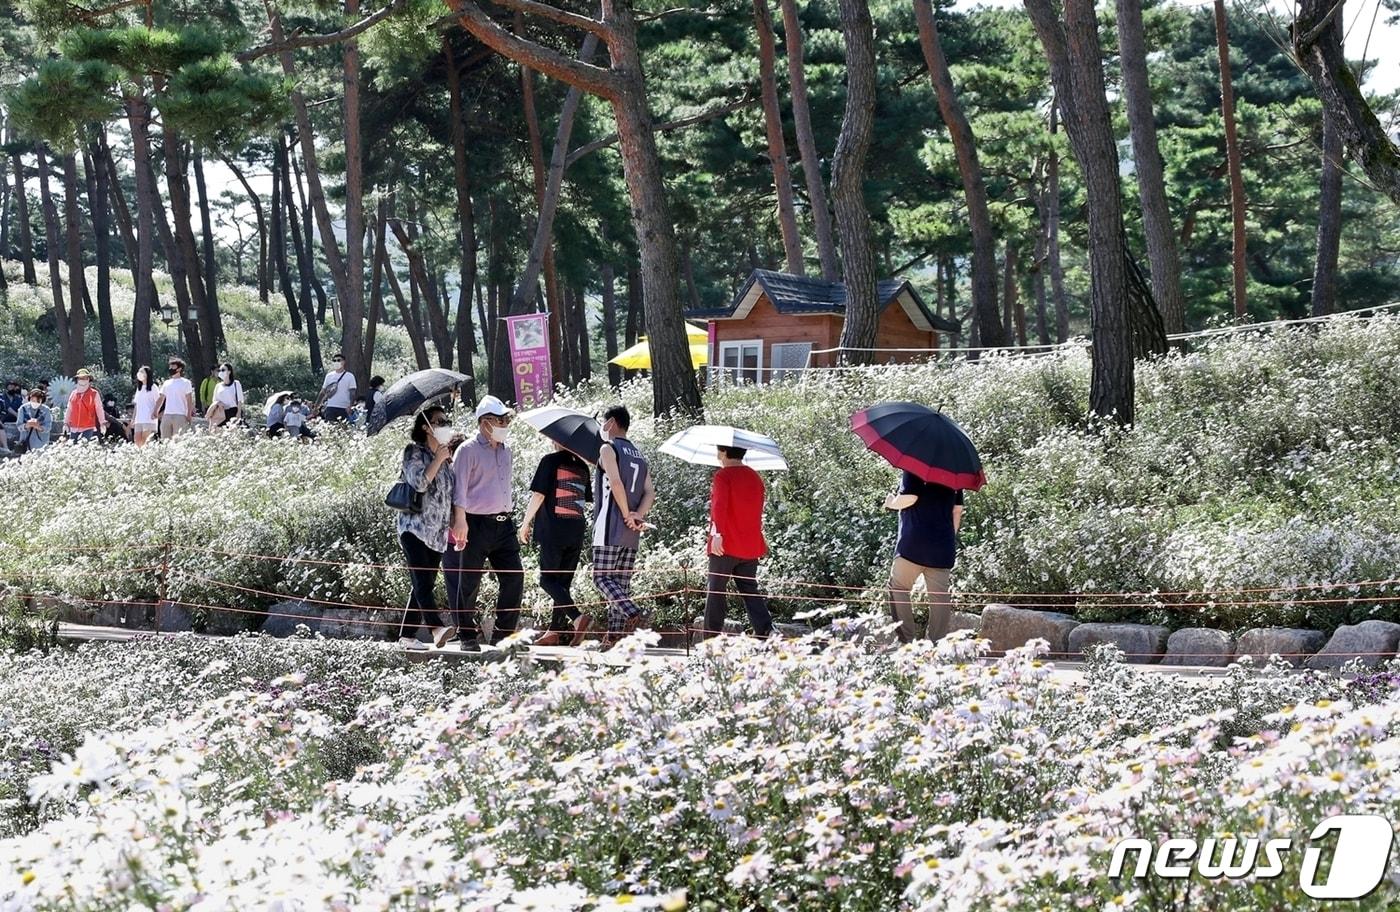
[505,312,554,408]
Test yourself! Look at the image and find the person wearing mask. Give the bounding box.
[363,376,386,428]
[519,441,593,646]
[446,395,522,651]
[101,394,129,443]
[198,365,219,415]
[394,406,461,650]
[284,398,316,440]
[592,405,655,645]
[885,471,964,643]
[14,389,52,453]
[266,393,290,437]
[314,353,357,423]
[206,362,246,429]
[1,380,23,429]
[131,366,160,446]
[63,369,107,443]
[702,446,773,639]
[157,358,195,439]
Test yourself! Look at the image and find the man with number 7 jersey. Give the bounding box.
[592,405,656,643]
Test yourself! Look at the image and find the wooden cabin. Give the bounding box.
[687,269,961,383]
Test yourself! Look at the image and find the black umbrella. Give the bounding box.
[849,401,985,490]
[365,369,470,436]
[518,406,603,463]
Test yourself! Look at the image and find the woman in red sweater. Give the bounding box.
[703,446,772,638]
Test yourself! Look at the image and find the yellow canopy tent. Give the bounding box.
[609,323,710,370]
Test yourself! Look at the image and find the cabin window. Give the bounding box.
[770,342,813,381]
[717,339,763,384]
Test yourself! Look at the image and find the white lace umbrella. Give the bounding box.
[659,424,788,470]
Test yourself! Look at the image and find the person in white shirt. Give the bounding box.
[206,362,246,429]
[314,353,357,423]
[131,365,160,446]
[283,398,315,441]
[156,358,195,440]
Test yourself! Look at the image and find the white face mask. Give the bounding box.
[218,370,230,381]
[489,424,511,444]
[433,426,455,446]
[77,380,90,390]
[136,372,147,384]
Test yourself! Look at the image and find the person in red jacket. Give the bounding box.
[703,445,772,638]
[63,369,107,443]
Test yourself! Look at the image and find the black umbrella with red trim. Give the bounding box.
[849,401,985,491]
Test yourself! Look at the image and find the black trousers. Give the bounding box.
[704,555,773,637]
[399,531,450,638]
[539,538,583,631]
[443,513,524,643]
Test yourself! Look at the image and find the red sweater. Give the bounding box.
[709,465,767,560]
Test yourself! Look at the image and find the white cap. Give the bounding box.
[473,395,513,421]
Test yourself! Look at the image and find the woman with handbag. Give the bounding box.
[391,405,462,650]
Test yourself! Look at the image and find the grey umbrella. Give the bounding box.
[365,369,470,436]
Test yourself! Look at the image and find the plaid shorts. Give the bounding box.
[592,545,641,630]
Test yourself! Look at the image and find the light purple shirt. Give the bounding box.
[452,432,513,515]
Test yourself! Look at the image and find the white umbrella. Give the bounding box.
[264,390,294,414]
[659,424,788,470]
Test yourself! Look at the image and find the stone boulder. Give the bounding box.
[1161,628,1235,667]
[980,604,1079,656]
[154,601,194,633]
[1234,627,1327,668]
[948,611,981,634]
[773,622,813,639]
[1067,623,1171,664]
[1305,620,1400,670]
[319,608,398,641]
[261,601,324,638]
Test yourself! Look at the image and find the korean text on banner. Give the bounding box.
[505,312,554,408]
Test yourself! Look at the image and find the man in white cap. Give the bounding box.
[445,394,523,651]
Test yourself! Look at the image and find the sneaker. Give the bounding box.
[431,626,457,648]
[398,636,428,651]
[458,638,481,653]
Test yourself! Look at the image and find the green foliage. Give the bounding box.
[6,58,118,149]
[160,56,288,150]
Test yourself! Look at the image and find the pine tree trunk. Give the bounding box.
[625,263,641,347]
[281,143,318,361]
[270,138,302,332]
[1025,0,1135,422]
[224,157,269,304]
[36,148,74,374]
[600,0,701,413]
[1005,239,1026,346]
[124,97,158,375]
[61,153,88,370]
[754,0,804,274]
[1214,0,1247,321]
[340,0,368,376]
[602,237,621,386]
[268,0,349,329]
[831,0,880,365]
[476,279,490,364]
[192,149,222,345]
[100,140,136,270]
[384,254,430,370]
[576,285,592,380]
[778,0,839,280]
[84,144,119,374]
[1047,105,1070,343]
[162,133,216,374]
[10,139,35,285]
[364,216,384,375]
[443,35,479,399]
[1293,0,1400,206]
[393,207,452,367]
[287,139,330,323]
[1116,0,1185,334]
[914,0,1005,351]
[1312,106,1343,317]
[1032,191,1052,346]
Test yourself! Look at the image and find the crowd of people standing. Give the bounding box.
[0,353,387,453]
[390,398,964,651]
